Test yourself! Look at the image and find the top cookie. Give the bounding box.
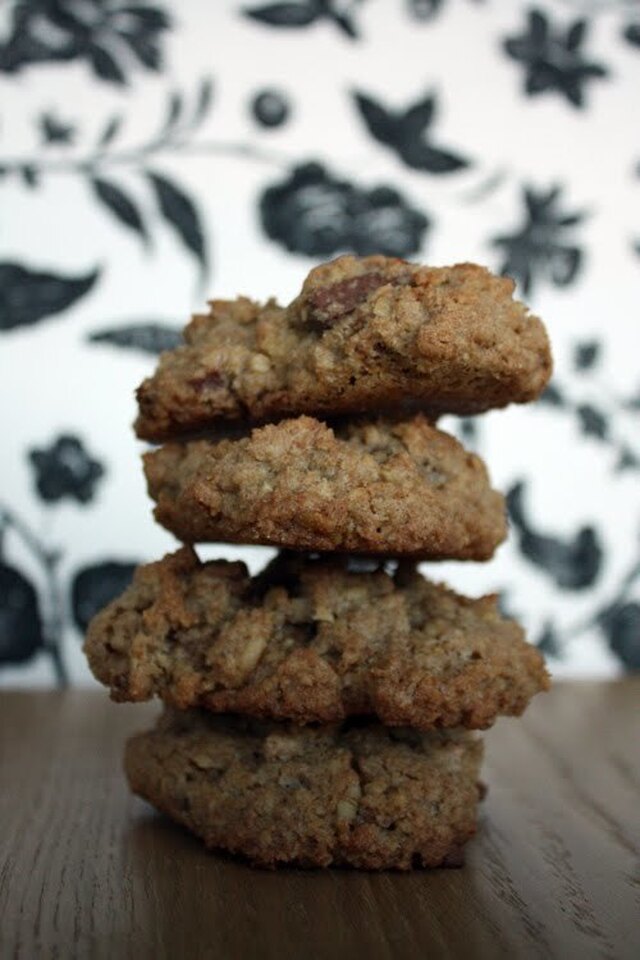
[135,255,552,441]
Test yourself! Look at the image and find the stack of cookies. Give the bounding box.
[85,255,552,870]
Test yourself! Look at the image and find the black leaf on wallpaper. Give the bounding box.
[87,44,127,84]
[576,403,608,441]
[245,2,318,26]
[0,262,100,332]
[491,185,585,295]
[153,78,214,139]
[625,387,640,411]
[159,90,184,138]
[496,591,518,622]
[407,0,483,20]
[40,112,76,146]
[147,172,208,275]
[88,322,182,354]
[0,562,44,665]
[574,339,600,371]
[507,481,603,590]
[536,622,561,659]
[21,166,39,189]
[503,9,608,108]
[617,446,640,473]
[539,382,566,407]
[459,417,479,447]
[118,14,164,70]
[91,177,150,247]
[192,78,215,128]
[0,1,171,84]
[260,162,429,257]
[623,23,640,48]
[244,1,359,39]
[352,91,469,173]
[599,602,640,670]
[96,115,124,149]
[28,436,105,505]
[407,0,443,20]
[71,561,138,633]
[252,90,291,128]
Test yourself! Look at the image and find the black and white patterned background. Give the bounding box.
[1,0,639,686]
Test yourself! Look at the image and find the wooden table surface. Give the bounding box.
[1,680,638,960]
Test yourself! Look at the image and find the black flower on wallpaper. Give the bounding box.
[28,436,105,505]
[0,0,171,84]
[491,185,585,295]
[39,112,76,146]
[243,0,362,39]
[260,162,429,257]
[0,262,100,331]
[352,90,469,174]
[507,481,603,590]
[503,9,608,108]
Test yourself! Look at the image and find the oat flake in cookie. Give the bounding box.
[143,414,507,560]
[125,708,484,870]
[135,255,552,441]
[85,547,548,729]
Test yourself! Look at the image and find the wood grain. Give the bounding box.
[1,680,638,960]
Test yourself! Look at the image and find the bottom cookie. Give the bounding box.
[125,709,483,870]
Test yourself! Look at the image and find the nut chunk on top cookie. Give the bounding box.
[84,547,549,729]
[143,414,507,559]
[135,255,552,441]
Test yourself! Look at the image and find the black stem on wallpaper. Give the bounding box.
[0,139,290,175]
[42,550,67,687]
[0,506,69,686]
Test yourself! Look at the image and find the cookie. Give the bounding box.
[143,414,507,559]
[85,547,548,729]
[135,255,552,441]
[125,708,483,869]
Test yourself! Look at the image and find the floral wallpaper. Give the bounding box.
[1,0,639,685]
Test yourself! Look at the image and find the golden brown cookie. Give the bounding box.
[143,414,507,559]
[125,708,483,869]
[135,255,552,441]
[85,547,548,729]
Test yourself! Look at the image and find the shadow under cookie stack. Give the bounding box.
[85,255,552,870]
